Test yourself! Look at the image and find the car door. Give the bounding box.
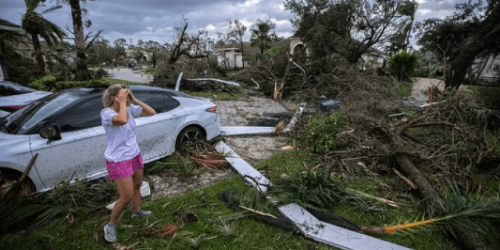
[133,92,185,163]
[29,96,106,189]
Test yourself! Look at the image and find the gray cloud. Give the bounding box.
[0,0,467,46]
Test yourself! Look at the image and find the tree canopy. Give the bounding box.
[22,0,66,74]
[416,0,500,89]
[284,0,415,64]
[250,19,277,55]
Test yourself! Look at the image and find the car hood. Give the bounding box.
[0,91,52,107]
[0,110,10,118]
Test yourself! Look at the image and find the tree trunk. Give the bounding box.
[70,0,91,81]
[240,39,244,69]
[31,32,46,74]
[348,51,363,65]
[0,34,9,79]
[445,3,500,90]
[387,128,490,250]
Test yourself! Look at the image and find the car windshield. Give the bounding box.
[0,92,79,134]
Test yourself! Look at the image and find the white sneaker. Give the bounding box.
[104,223,117,242]
[131,210,152,218]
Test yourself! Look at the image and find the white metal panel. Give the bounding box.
[214,141,270,193]
[279,203,413,250]
[220,126,276,136]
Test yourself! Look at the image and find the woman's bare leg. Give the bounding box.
[131,168,143,212]
[110,176,134,224]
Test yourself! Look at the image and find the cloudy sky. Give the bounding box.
[0,0,463,46]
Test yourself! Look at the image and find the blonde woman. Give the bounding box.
[101,84,156,242]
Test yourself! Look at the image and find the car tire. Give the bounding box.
[175,126,205,151]
[0,168,35,193]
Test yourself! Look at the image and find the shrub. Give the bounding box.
[389,51,419,81]
[54,79,105,90]
[92,68,109,79]
[306,113,349,153]
[5,57,42,85]
[28,76,57,91]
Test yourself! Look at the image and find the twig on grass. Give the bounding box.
[239,205,277,219]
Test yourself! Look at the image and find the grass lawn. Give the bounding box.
[1,147,456,250]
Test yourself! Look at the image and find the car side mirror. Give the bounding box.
[40,126,62,142]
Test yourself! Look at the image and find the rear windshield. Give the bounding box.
[0,92,79,134]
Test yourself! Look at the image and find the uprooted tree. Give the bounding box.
[416,0,500,90]
[284,61,499,249]
[284,0,415,64]
[153,19,217,87]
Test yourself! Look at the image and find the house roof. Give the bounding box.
[0,19,22,32]
[216,41,261,54]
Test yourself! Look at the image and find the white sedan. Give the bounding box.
[0,85,221,192]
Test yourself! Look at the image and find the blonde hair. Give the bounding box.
[102,84,129,107]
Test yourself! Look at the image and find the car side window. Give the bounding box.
[164,95,180,112]
[50,97,103,132]
[133,92,168,113]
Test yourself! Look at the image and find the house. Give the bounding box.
[125,49,152,63]
[215,37,387,69]
[215,41,261,68]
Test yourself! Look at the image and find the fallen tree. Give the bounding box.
[287,63,499,249]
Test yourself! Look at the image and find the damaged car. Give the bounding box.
[0,81,52,118]
[0,85,221,192]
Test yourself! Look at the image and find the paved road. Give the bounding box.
[106,68,152,84]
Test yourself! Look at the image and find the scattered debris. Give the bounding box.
[274,82,284,101]
[278,145,300,151]
[141,223,179,239]
[393,169,416,189]
[303,162,309,170]
[215,141,271,193]
[191,151,228,171]
[182,212,199,222]
[283,103,306,133]
[273,121,286,135]
[279,204,411,250]
[187,78,240,87]
[317,100,341,114]
[239,205,277,219]
[65,214,75,224]
[250,78,260,90]
[174,72,183,91]
[1,153,38,205]
[216,142,411,249]
[112,241,140,250]
[220,126,277,136]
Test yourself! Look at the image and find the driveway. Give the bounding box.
[106,68,152,84]
[146,94,293,199]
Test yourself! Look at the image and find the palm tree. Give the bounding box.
[66,0,91,81]
[21,0,66,74]
[250,19,276,54]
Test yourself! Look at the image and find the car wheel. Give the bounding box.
[176,126,205,151]
[0,169,36,193]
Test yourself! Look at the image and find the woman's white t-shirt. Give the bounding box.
[101,104,143,163]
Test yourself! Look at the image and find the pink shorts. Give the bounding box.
[106,153,143,180]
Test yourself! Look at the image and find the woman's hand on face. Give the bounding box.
[128,91,137,102]
[115,89,129,104]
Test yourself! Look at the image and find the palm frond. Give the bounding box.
[360,184,500,237]
[40,5,63,14]
[268,168,391,211]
